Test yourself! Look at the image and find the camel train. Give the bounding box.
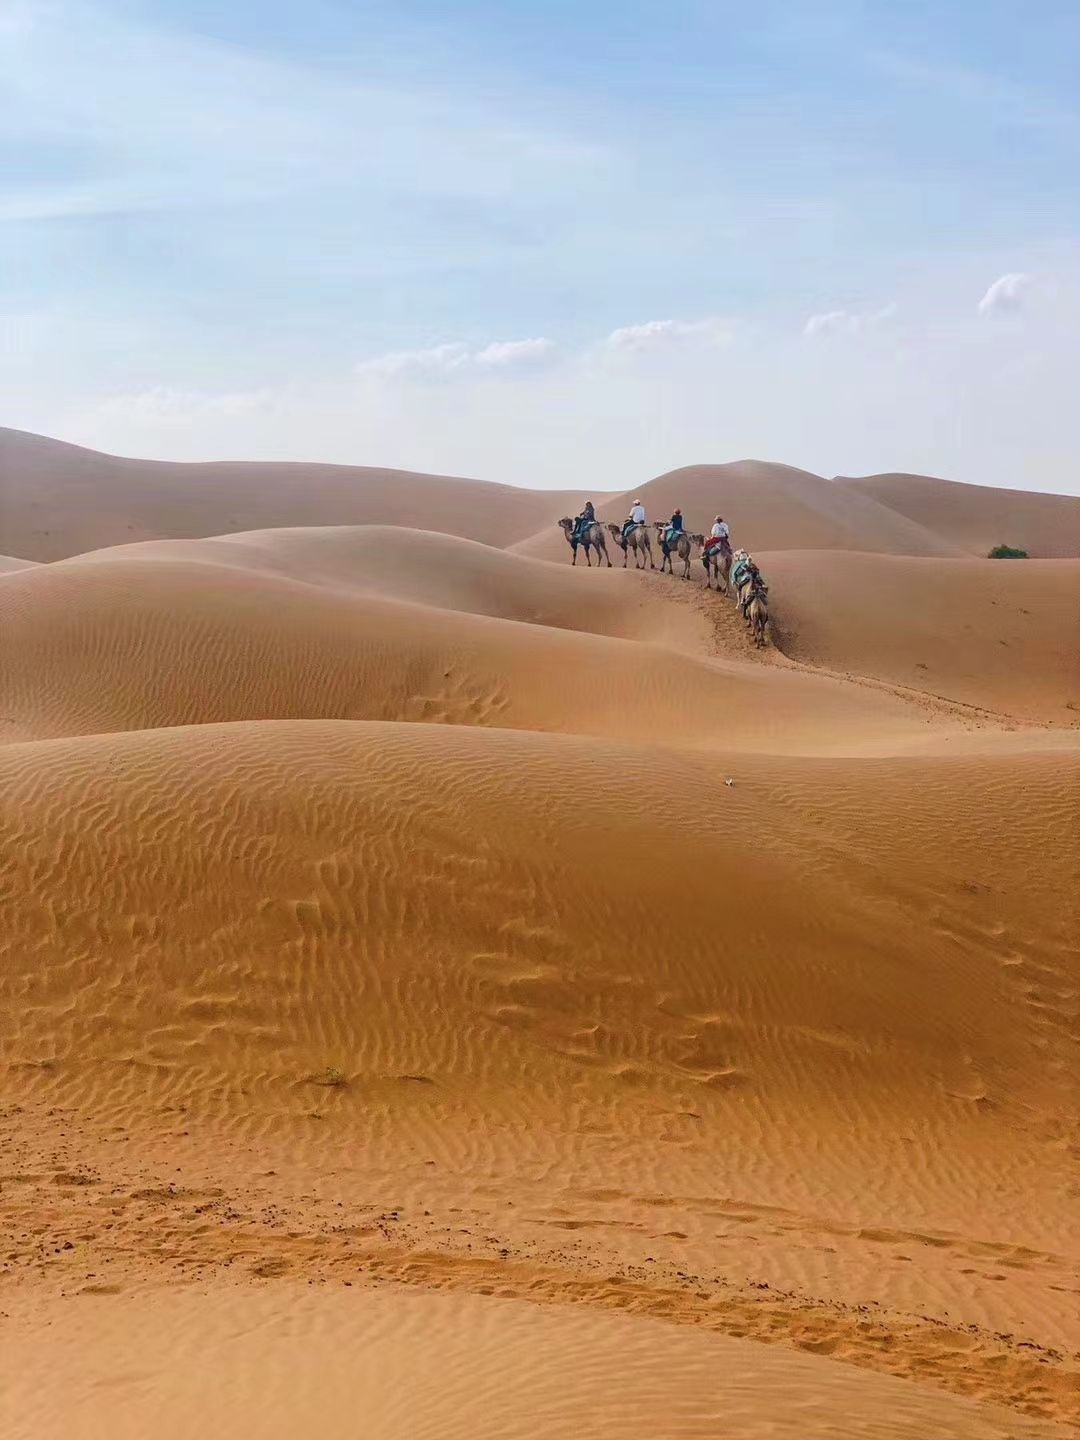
[558,506,769,647]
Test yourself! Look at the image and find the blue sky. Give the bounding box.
[3,0,1079,490]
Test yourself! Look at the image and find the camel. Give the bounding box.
[746,582,769,647]
[558,517,612,567]
[606,522,655,570]
[654,522,693,579]
[696,535,732,592]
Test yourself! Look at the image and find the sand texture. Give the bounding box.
[1,432,1077,1437]
[839,472,1080,559]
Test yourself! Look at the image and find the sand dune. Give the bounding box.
[1,532,959,750]
[1,720,1077,1428]
[514,460,966,562]
[4,436,1078,1437]
[0,426,596,562]
[839,471,1080,559]
[766,551,1080,722]
[61,525,701,645]
[0,553,38,572]
[6,1284,1059,1440]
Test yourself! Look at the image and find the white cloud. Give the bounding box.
[803,302,896,337]
[605,317,733,351]
[356,344,471,379]
[90,386,269,424]
[46,273,1080,494]
[474,337,554,368]
[357,337,554,379]
[977,272,1032,315]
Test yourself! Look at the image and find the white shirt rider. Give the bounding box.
[711,519,729,541]
[630,502,646,526]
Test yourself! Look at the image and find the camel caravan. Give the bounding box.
[559,500,770,647]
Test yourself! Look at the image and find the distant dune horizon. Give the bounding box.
[4,425,1080,563]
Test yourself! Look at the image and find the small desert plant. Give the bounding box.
[988,544,1028,559]
[307,1065,348,1087]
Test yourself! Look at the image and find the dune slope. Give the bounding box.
[0,534,953,751]
[0,426,595,561]
[838,472,1080,559]
[514,460,966,562]
[765,551,1080,722]
[5,1284,1060,1440]
[1,720,1077,1429]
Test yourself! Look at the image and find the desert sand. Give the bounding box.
[1,430,1077,1438]
[838,471,1080,561]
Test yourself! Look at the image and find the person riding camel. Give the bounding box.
[739,557,766,616]
[623,498,646,542]
[702,515,731,569]
[663,508,684,553]
[573,500,596,544]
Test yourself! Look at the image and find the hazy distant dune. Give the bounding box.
[838,471,1080,558]
[0,426,597,561]
[513,460,966,561]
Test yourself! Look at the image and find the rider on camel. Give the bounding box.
[662,507,684,553]
[739,557,766,615]
[573,500,596,544]
[702,515,731,569]
[623,498,646,542]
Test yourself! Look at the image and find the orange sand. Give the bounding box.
[1,430,1077,1438]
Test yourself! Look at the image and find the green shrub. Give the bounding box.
[988,544,1029,559]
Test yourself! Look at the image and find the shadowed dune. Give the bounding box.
[838,472,1080,559]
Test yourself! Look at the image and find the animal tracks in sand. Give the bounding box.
[404,667,511,728]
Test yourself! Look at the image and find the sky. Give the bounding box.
[3,0,1079,491]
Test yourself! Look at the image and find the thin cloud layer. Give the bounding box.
[90,386,270,424]
[804,304,897,338]
[474,338,555,368]
[977,273,1033,315]
[357,338,556,380]
[605,318,733,351]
